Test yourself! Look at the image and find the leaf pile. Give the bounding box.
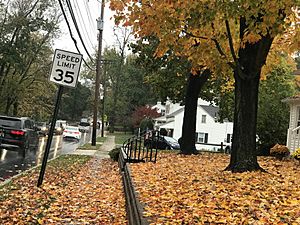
[0,155,126,224]
[130,153,300,224]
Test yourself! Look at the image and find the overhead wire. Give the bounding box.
[65,0,95,63]
[73,0,95,50]
[84,0,97,37]
[57,0,95,71]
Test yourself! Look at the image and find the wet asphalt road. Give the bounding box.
[0,129,95,183]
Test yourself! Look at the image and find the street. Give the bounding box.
[0,129,94,183]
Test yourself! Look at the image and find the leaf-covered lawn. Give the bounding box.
[130,153,300,224]
[0,155,126,224]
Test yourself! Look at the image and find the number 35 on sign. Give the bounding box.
[49,49,83,88]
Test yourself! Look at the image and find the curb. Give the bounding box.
[119,157,149,225]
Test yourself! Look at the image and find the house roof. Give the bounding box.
[166,107,184,118]
[200,105,219,119]
[164,104,219,119]
[154,115,167,122]
[159,120,175,129]
[282,93,300,103]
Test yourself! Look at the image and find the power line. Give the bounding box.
[57,0,95,71]
[73,0,95,50]
[84,0,97,36]
[65,0,95,63]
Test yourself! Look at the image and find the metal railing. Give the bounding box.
[122,130,159,164]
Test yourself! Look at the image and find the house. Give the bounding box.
[154,99,233,151]
[151,101,166,116]
[283,94,300,153]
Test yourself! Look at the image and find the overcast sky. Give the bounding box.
[54,0,117,60]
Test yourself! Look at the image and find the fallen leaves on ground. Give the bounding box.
[130,153,300,225]
[0,155,127,225]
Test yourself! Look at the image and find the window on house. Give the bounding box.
[226,134,232,143]
[196,132,208,143]
[201,115,206,123]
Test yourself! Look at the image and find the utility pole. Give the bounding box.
[92,0,105,146]
[101,61,107,137]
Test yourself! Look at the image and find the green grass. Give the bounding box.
[76,136,107,150]
[96,136,107,143]
[108,132,134,145]
[77,143,101,150]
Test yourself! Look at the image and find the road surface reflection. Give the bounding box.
[0,129,93,182]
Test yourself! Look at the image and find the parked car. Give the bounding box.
[145,135,180,150]
[0,115,39,156]
[36,122,48,136]
[79,118,90,133]
[49,120,66,135]
[63,126,81,142]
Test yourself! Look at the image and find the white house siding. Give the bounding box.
[286,100,300,153]
[195,107,233,150]
[169,105,233,151]
[287,104,296,151]
[151,102,166,115]
[173,111,184,140]
[290,104,297,128]
[283,97,300,153]
[165,100,182,115]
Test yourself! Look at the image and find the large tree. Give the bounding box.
[0,0,60,116]
[131,36,235,152]
[110,0,300,172]
[104,48,156,132]
[59,82,92,122]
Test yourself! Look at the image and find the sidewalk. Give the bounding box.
[71,134,116,159]
[95,135,116,159]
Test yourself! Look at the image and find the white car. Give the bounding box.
[63,126,81,141]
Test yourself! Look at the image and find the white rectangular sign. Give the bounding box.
[49,49,83,88]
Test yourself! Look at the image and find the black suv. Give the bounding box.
[0,116,39,156]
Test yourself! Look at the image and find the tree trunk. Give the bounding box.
[5,97,13,115]
[180,69,210,154]
[226,71,263,172]
[13,100,18,116]
[225,18,274,172]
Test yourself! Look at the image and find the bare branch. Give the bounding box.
[225,20,238,63]
[182,29,209,40]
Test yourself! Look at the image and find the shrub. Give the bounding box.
[291,148,300,160]
[270,143,290,160]
[109,148,121,161]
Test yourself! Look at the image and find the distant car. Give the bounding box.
[56,120,67,129]
[63,126,81,142]
[0,116,39,156]
[145,135,180,150]
[36,122,48,136]
[79,119,90,133]
[49,120,65,135]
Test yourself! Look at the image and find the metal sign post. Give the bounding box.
[37,49,82,187]
[37,86,63,187]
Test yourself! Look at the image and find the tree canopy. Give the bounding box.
[0,0,61,119]
[110,0,300,172]
[111,1,299,73]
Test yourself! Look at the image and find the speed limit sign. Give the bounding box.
[49,49,83,88]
